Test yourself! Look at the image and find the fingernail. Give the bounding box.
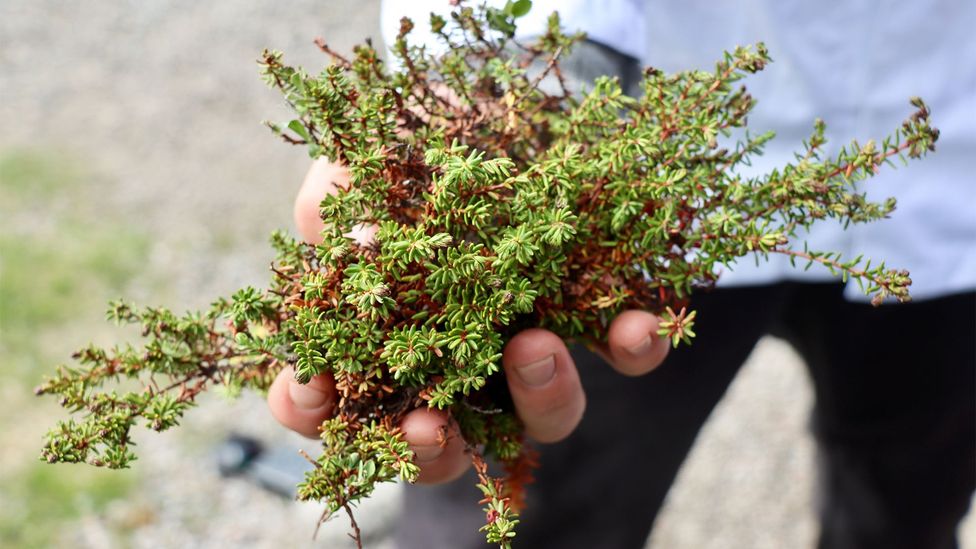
[288,380,331,410]
[514,354,556,387]
[625,335,653,357]
[411,444,445,463]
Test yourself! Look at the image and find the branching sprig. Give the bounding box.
[39,2,937,546]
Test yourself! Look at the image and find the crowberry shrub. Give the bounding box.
[38,3,937,547]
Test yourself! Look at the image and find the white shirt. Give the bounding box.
[381,0,976,301]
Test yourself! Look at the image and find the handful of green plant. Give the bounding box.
[37,2,937,547]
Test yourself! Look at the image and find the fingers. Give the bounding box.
[392,312,663,481]
[604,310,670,376]
[268,318,660,479]
[496,314,665,447]
[400,408,471,484]
[267,366,337,439]
[294,158,377,245]
[269,366,470,483]
[503,329,586,443]
[294,158,349,243]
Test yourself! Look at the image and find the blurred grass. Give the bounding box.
[0,149,149,548]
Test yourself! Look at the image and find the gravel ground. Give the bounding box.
[2,2,972,547]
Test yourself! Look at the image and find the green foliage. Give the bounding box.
[37,2,938,547]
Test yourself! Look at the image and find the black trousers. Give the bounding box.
[394,284,975,549]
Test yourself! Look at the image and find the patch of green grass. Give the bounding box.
[0,149,150,378]
[0,222,148,379]
[0,463,137,549]
[0,148,151,548]
[0,151,75,197]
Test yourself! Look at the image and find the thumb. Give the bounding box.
[294,158,348,243]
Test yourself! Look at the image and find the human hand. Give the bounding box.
[267,159,671,484]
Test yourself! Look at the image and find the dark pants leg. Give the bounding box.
[776,286,976,549]
[394,285,786,549]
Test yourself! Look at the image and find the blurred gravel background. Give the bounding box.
[1,2,972,548]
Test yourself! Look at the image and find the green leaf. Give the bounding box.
[509,0,532,18]
[287,119,311,141]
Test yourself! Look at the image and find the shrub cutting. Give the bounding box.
[37,3,938,547]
